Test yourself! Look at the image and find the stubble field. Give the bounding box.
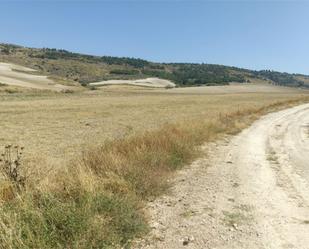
[0,83,306,169]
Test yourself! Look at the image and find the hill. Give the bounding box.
[0,43,308,88]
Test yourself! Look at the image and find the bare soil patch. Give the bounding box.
[0,62,76,91]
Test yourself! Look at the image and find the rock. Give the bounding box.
[182,236,194,246]
[183,240,189,246]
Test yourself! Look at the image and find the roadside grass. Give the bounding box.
[0,95,308,248]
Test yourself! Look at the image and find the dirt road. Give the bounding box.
[134,104,309,249]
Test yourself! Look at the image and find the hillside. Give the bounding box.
[0,43,308,88]
[0,62,77,92]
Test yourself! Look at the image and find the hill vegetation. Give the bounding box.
[0,43,308,87]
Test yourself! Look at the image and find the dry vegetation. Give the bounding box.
[295,75,309,87]
[0,84,308,248]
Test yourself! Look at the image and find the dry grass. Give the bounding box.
[0,84,308,248]
[0,84,306,169]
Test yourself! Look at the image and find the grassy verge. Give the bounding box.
[0,96,308,248]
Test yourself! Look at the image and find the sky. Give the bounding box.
[1,1,309,74]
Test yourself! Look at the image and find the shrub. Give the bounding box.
[0,191,146,249]
[89,86,98,91]
[5,89,18,94]
[61,89,74,94]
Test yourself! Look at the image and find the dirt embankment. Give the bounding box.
[134,104,309,249]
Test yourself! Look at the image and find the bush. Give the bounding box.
[61,89,74,94]
[89,86,98,91]
[5,89,19,94]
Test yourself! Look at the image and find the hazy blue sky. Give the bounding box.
[1,1,309,74]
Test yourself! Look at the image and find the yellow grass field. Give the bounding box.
[0,83,306,168]
[0,83,308,248]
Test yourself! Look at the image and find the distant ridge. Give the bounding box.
[0,43,308,88]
